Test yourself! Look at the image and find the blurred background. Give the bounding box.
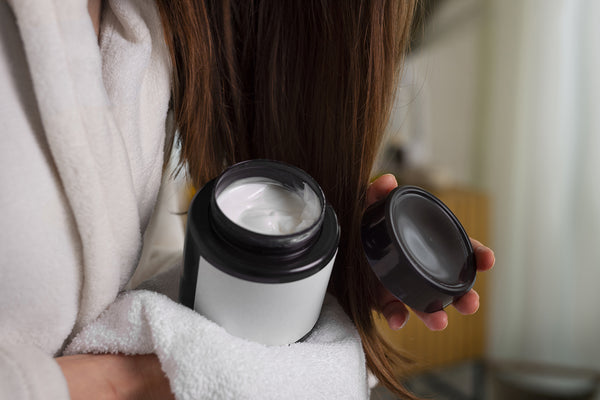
[371,0,600,399]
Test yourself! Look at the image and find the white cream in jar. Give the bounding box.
[216,177,321,235]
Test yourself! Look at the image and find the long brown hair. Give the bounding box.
[156,0,417,397]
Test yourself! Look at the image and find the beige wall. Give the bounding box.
[382,0,486,188]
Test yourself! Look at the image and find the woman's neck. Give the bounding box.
[88,0,103,39]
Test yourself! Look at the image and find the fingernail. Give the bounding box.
[384,173,398,185]
[391,314,408,331]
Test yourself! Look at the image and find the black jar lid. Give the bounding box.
[361,186,476,313]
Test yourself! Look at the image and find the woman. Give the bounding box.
[0,0,494,399]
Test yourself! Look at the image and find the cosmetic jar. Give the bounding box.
[361,186,476,313]
[180,160,339,345]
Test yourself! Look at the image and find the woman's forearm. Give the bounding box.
[56,354,173,400]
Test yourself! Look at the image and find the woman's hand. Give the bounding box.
[56,353,174,400]
[366,174,495,331]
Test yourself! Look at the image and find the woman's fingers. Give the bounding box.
[453,289,480,315]
[366,174,398,206]
[385,305,450,331]
[470,238,495,271]
[450,239,492,315]
[381,299,410,331]
[413,309,449,331]
[377,279,409,330]
[382,295,480,331]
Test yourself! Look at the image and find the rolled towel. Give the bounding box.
[65,290,368,400]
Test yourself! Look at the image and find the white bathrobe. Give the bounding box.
[0,1,368,399]
[1,0,172,397]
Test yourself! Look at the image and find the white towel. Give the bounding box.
[65,288,369,400]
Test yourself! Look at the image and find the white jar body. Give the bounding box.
[193,252,336,346]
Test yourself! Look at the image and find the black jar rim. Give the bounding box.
[210,159,326,254]
[185,179,339,284]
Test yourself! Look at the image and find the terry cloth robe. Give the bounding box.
[0,0,369,399]
[0,0,172,398]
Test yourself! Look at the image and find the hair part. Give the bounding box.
[156,1,418,397]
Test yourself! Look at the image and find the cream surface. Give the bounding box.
[216,177,321,235]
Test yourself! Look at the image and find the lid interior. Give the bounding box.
[390,191,473,288]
